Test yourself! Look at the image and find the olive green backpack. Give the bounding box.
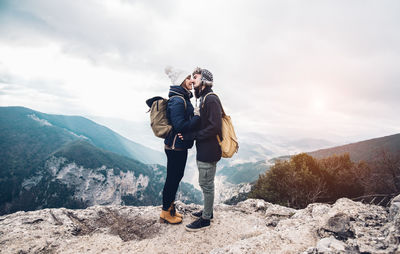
[146,96,186,138]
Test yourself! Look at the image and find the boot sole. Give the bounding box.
[159,217,182,224]
[185,224,211,232]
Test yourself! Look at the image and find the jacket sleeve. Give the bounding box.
[168,97,200,133]
[190,96,222,141]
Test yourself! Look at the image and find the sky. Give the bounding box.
[0,0,399,145]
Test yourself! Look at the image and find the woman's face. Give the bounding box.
[182,76,193,91]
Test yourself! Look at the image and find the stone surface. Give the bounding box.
[316,237,346,252]
[390,194,400,220]
[0,198,399,254]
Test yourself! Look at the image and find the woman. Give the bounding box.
[160,66,200,224]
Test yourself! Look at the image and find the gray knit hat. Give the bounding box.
[193,67,213,86]
[201,69,213,83]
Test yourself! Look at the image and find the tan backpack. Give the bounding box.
[203,93,239,158]
[146,96,186,138]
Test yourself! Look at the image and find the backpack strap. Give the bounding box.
[202,92,226,116]
[169,95,187,110]
[202,92,226,144]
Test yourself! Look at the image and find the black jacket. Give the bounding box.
[185,86,222,162]
[164,86,200,150]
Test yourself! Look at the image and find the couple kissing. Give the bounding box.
[160,66,222,232]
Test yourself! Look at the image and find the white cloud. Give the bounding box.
[0,0,400,143]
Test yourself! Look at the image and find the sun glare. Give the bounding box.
[310,98,326,114]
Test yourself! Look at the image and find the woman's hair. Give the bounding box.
[180,75,190,87]
[192,67,202,76]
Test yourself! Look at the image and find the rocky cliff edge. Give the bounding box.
[1,196,399,254]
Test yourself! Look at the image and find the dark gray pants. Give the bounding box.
[197,160,217,220]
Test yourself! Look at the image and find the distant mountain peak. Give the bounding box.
[308,133,400,162]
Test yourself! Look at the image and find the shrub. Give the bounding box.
[250,153,367,208]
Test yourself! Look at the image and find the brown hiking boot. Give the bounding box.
[160,208,182,224]
[170,203,183,218]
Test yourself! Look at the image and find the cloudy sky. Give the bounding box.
[0,0,399,145]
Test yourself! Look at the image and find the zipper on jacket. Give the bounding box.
[171,134,178,150]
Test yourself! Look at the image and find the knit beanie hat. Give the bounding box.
[201,69,213,84]
[193,67,213,87]
[165,66,190,86]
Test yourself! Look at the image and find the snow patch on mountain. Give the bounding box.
[27,114,52,126]
[21,175,43,191]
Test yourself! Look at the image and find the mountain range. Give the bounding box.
[215,132,400,204]
[308,133,400,162]
[222,132,400,188]
[0,106,200,215]
[2,105,399,215]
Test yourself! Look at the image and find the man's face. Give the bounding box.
[192,73,202,89]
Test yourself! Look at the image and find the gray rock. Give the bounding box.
[389,194,400,220]
[0,198,399,254]
[316,237,346,253]
[320,212,354,240]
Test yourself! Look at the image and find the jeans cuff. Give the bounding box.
[202,213,211,220]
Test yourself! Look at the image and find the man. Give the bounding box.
[178,67,222,231]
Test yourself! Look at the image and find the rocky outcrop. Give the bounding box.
[45,156,151,206]
[2,155,202,216]
[214,175,252,204]
[0,197,399,254]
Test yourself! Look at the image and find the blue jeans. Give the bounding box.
[197,160,217,220]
